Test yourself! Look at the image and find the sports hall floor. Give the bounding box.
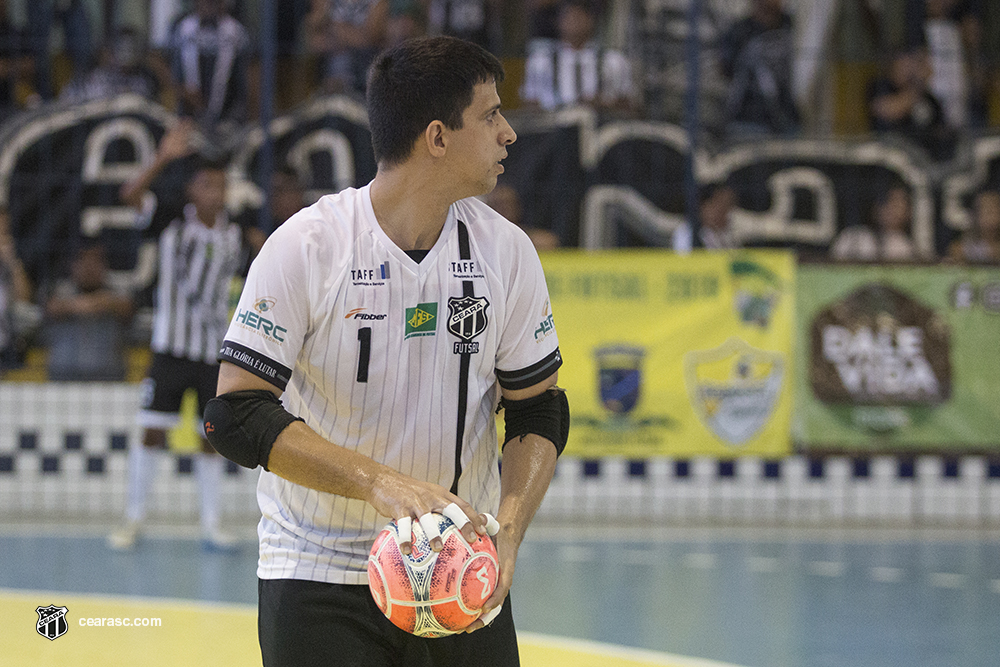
[4,520,1000,667]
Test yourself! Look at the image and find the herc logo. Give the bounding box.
[36,605,69,640]
[254,297,277,314]
[404,303,437,339]
[236,304,288,343]
[684,338,784,446]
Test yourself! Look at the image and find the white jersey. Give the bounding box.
[221,184,561,585]
[151,204,243,363]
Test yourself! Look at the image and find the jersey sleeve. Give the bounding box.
[218,220,312,392]
[495,232,562,391]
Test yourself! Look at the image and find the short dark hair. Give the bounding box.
[366,36,505,167]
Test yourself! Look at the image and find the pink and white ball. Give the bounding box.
[367,513,498,638]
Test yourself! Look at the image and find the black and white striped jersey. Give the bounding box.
[151,203,243,363]
[220,184,562,585]
[521,40,636,111]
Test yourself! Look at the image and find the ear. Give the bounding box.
[424,120,447,158]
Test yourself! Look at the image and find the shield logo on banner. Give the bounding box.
[595,345,645,415]
[684,338,783,446]
[36,605,69,640]
[447,296,490,341]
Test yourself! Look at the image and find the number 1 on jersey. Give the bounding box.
[356,327,371,383]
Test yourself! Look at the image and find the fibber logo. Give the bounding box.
[345,308,387,321]
[404,302,437,339]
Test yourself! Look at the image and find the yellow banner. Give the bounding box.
[542,250,795,458]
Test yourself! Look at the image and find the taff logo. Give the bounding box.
[684,337,783,446]
[36,605,69,640]
[595,345,644,414]
[730,260,781,328]
[254,297,277,314]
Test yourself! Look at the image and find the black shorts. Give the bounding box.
[258,579,519,667]
[137,353,220,428]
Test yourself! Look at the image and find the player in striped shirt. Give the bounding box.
[109,120,244,552]
[205,36,570,666]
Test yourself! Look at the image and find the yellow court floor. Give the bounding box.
[4,589,745,667]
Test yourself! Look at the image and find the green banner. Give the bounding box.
[794,264,1000,451]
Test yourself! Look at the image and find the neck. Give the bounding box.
[369,162,457,251]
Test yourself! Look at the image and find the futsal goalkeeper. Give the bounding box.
[204,36,569,666]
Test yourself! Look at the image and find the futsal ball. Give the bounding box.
[367,513,499,638]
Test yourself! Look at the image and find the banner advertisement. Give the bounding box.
[794,264,1000,452]
[544,250,795,458]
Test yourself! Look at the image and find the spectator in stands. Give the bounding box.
[27,0,92,100]
[520,0,639,115]
[268,165,309,229]
[626,0,738,128]
[0,0,34,119]
[427,0,501,53]
[481,182,561,251]
[44,241,133,382]
[108,119,245,552]
[59,29,166,104]
[907,0,987,129]
[304,0,387,95]
[831,185,918,262]
[947,188,1000,264]
[868,45,954,161]
[720,0,800,138]
[241,165,310,261]
[169,0,252,147]
[385,0,427,47]
[672,182,739,253]
[527,0,561,42]
[0,207,31,371]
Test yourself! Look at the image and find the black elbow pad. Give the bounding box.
[499,387,570,456]
[203,390,302,471]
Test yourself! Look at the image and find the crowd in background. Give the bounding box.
[1,0,1000,378]
[0,1,996,139]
